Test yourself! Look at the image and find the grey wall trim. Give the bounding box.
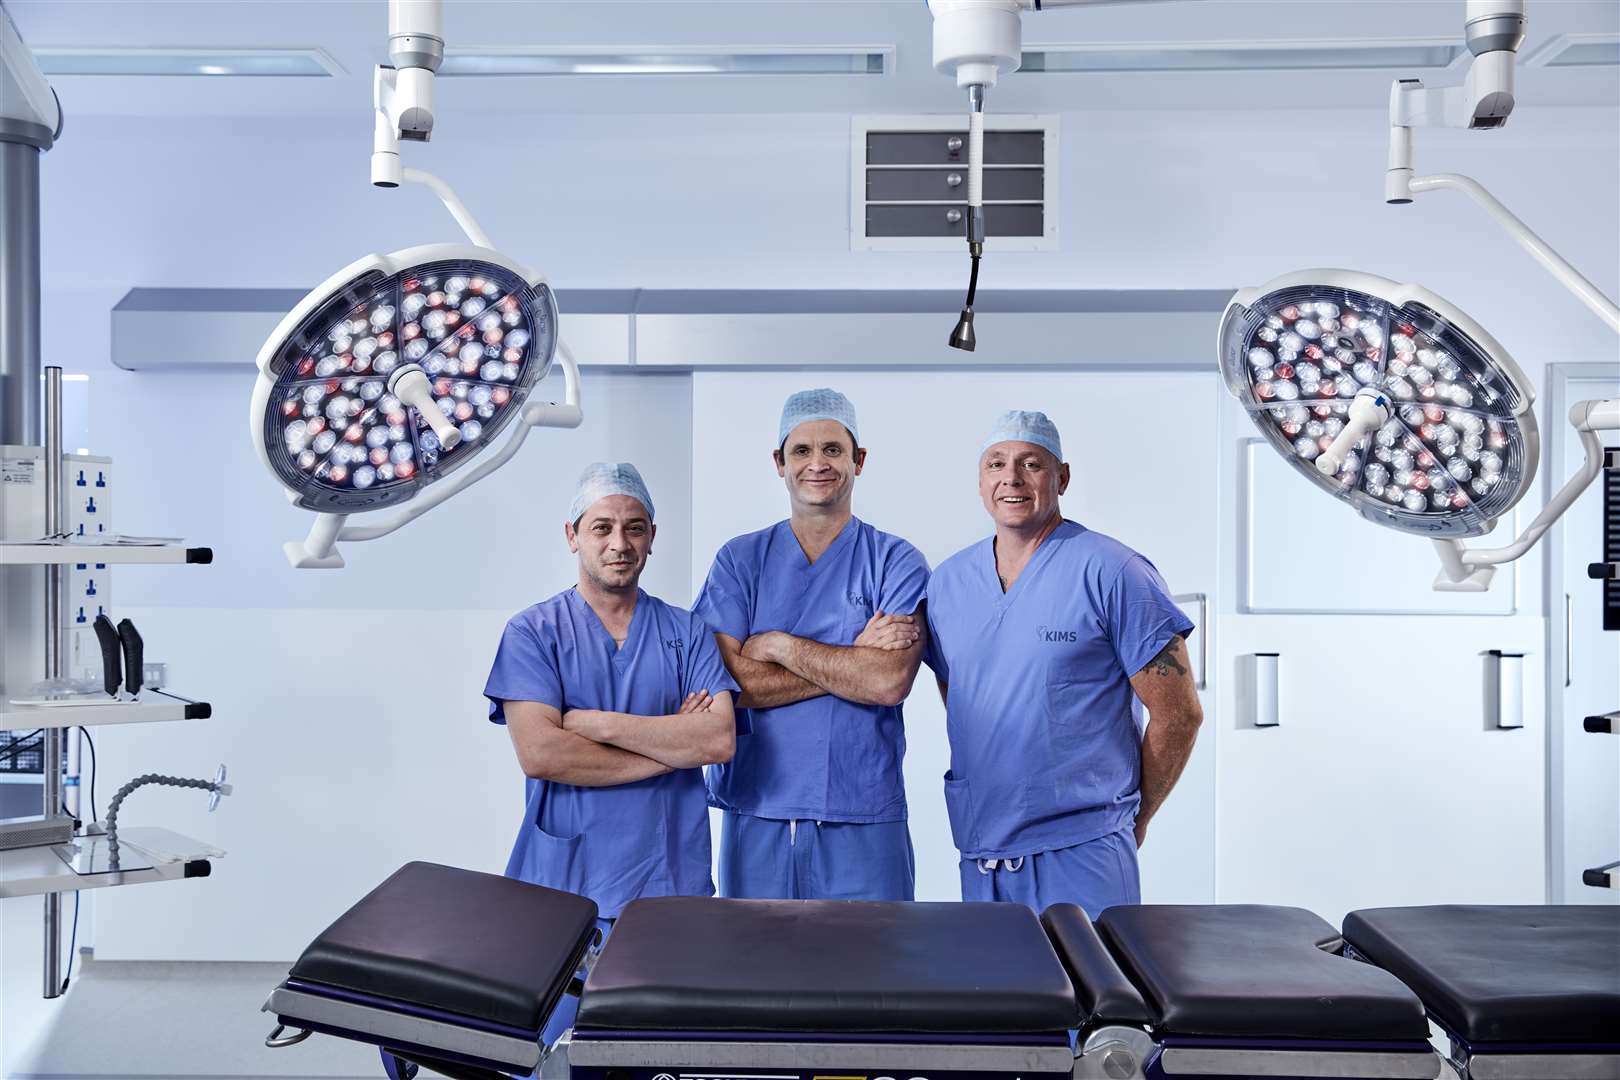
[111,287,1231,372]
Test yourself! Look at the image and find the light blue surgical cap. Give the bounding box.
[568,462,655,523]
[778,388,859,448]
[981,410,1063,462]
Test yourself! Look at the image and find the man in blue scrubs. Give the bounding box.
[695,389,930,901]
[925,411,1202,917]
[485,462,738,1040]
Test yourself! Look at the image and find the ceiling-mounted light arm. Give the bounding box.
[401,166,493,248]
[1386,0,1619,332]
[1401,172,1619,334]
[1434,399,1619,591]
[371,0,444,188]
[285,340,584,567]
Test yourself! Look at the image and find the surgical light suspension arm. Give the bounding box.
[371,0,443,188]
[1385,1,1618,333]
[1400,172,1619,334]
[1434,400,1620,590]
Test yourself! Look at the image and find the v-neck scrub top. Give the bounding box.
[484,588,739,918]
[694,517,930,823]
[924,520,1193,861]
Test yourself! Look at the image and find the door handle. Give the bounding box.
[1172,592,1208,690]
[1565,593,1573,688]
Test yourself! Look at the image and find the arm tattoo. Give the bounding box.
[1143,641,1187,677]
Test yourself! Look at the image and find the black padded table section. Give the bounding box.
[577,896,1078,1033]
[1098,905,1429,1041]
[1042,904,1152,1027]
[1343,905,1620,1044]
[288,861,599,1033]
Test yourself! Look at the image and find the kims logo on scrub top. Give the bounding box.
[1037,626,1078,643]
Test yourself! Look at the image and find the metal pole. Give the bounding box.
[41,364,63,999]
[0,135,43,445]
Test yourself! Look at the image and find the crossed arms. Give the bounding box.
[505,690,736,787]
[717,608,927,711]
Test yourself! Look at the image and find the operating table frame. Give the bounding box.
[263,863,1619,1080]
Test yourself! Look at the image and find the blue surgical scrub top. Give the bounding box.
[924,520,1193,861]
[694,518,930,823]
[484,588,739,918]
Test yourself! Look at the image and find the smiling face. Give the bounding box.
[566,494,655,594]
[978,440,1070,532]
[775,419,866,514]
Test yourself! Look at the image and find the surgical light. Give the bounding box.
[1233,1,1619,593]
[252,0,584,569]
[252,245,558,514]
[1220,270,1539,541]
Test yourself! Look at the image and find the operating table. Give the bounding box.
[263,862,1619,1080]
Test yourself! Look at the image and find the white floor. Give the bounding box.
[2,951,378,1079]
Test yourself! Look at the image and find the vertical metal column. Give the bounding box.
[0,132,44,446]
[42,364,63,999]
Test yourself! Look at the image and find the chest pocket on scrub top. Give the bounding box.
[840,588,874,643]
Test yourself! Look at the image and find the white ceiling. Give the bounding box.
[9,0,1619,119]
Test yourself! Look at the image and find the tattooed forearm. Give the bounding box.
[1143,640,1187,677]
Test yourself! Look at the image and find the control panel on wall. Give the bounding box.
[851,114,1058,252]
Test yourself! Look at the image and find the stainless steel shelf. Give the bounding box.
[0,543,212,566]
[0,826,222,899]
[1,689,211,731]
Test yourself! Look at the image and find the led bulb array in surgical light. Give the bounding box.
[255,247,558,515]
[1220,271,1538,539]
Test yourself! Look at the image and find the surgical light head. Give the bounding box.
[570,462,655,525]
[250,242,578,568]
[1220,269,1538,541]
[779,388,860,449]
[982,409,1063,462]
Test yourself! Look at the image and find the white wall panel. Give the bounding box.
[1212,612,1547,924]
[691,370,1220,903]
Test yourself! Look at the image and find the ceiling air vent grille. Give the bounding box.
[852,114,1058,253]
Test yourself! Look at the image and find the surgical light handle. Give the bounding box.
[290,340,582,560]
[335,339,583,546]
[1316,388,1390,477]
[389,366,463,450]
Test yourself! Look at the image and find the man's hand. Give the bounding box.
[854,611,919,652]
[1133,815,1148,849]
[678,690,713,714]
[741,630,791,665]
[560,707,601,736]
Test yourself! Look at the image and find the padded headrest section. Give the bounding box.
[1041,904,1152,1027]
[578,896,1078,1033]
[1098,905,1429,1041]
[1343,905,1620,1044]
[289,862,599,1033]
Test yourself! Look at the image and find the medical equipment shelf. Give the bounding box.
[0,689,210,730]
[0,825,220,900]
[0,543,213,566]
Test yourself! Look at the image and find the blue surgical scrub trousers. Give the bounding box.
[958,826,1140,918]
[719,812,916,901]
